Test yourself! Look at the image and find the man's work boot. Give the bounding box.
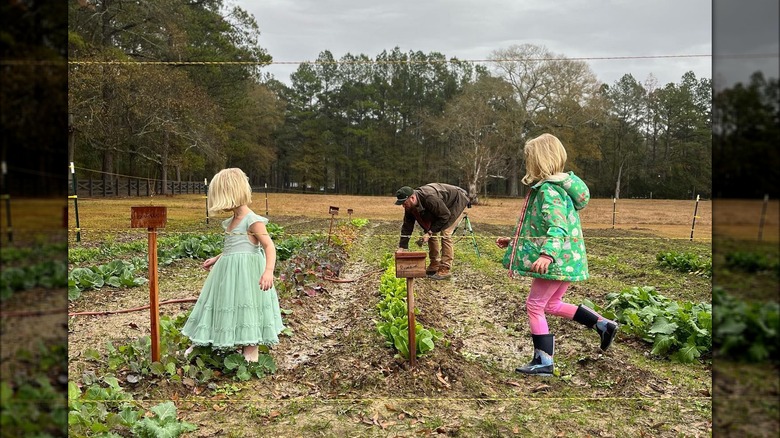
[426,261,441,276]
[430,266,452,280]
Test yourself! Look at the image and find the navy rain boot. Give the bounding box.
[573,304,618,351]
[516,334,555,376]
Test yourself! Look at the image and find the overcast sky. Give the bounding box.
[237,0,717,88]
[713,0,779,90]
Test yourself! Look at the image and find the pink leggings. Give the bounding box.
[526,278,578,335]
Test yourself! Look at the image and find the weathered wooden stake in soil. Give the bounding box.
[612,197,617,229]
[395,251,427,367]
[131,206,167,362]
[265,183,269,215]
[204,178,209,224]
[70,162,81,242]
[690,195,700,241]
[327,206,339,245]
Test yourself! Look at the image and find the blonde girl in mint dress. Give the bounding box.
[182,168,284,362]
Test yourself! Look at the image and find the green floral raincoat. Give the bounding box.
[503,171,590,281]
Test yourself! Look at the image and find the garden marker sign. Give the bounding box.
[394,251,427,367]
[131,206,167,362]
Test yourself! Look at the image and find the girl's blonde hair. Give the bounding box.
[522,133,567,185]
[207,168,252,213]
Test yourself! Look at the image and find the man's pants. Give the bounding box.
[428,218,460,269]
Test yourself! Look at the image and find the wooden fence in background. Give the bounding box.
[73,177,206,197]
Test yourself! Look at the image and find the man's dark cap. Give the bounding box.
[394,186,413,205]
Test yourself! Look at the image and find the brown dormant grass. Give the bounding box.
[43,193,713,240]
[14,195,780,243]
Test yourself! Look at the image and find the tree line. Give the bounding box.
[67,0,714,201]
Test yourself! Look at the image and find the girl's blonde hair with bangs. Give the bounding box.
[207,168,253,213]
[522,133,568,185]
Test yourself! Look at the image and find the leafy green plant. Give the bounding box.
[1,345,68,437]
[656,251,712,278]
[130,401,197,438]
[1,259,68,300]
[68,378,196,438]
[276,235,307,261]
[68,377,137,437]
[586,286,711,363]
[350,218,369,228]
[713,287,779,362]
[89,313,277,385]
[276,236,346,298]
[725,251,780,275]
[68,259,147,300]
[158,234,223,265]
[68,241,146,264]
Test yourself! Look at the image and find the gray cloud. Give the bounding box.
[713,0,779,89]
[239,0,714,86]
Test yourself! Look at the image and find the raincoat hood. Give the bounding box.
[532,171,590,210]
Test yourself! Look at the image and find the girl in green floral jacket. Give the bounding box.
[497,133,618,376]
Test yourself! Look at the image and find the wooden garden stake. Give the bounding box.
[70,162,81,242]
[611,197,617,229]
[690,195,700,241]
[394,251,427,368]
[265,183,269,215]
[204,178,209,224]
[131,206,167,362]
[327,206,339,245]
[407,277,416,367]
[348,208,354,220]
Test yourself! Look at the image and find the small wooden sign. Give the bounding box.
[131,206,167,228]
[329,206,339,215]
[395,251,427,278]
[347,208,354,215]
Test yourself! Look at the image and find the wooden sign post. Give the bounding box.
[131,206,167,362]
[327,206,339,245]
[394,251,427,367]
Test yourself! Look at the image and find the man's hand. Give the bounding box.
[531,255,552,274]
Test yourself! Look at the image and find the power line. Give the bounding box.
[61,52,776,67]
[2,52,775,67]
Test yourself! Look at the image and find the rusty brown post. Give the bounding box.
[131,206,167,362]
[407,277,416,367]
[395,251,426,368]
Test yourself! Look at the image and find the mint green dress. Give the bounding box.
[182,212,284,348]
